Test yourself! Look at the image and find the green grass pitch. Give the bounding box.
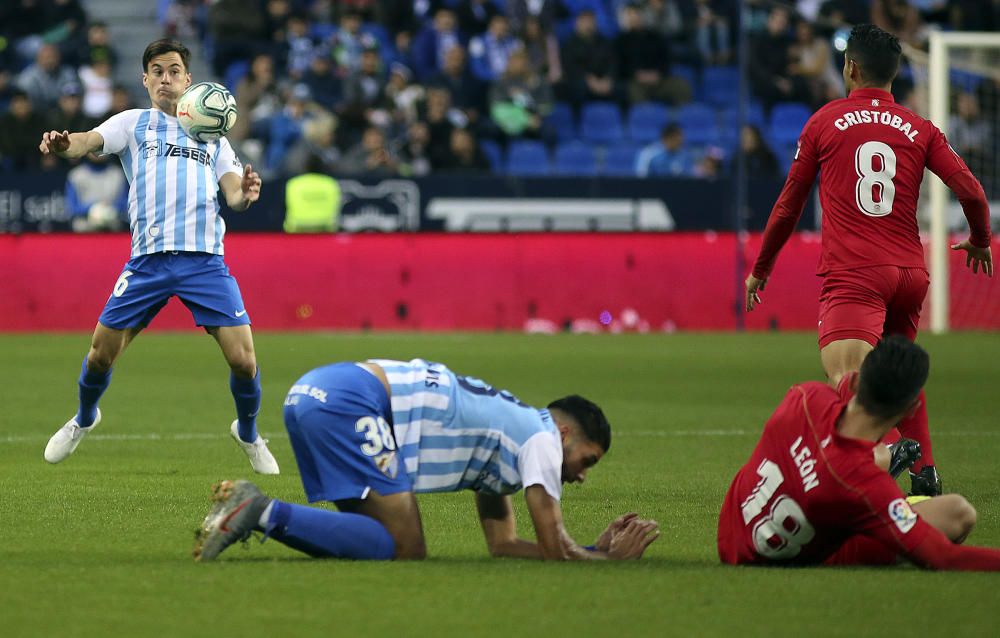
[1,332,997,637]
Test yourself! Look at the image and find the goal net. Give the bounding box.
[907,32,1000,332]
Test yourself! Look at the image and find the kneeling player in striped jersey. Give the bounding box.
[194,359,661,561]
[37,39,278,474]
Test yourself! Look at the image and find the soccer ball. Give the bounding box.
[176,82,238,143]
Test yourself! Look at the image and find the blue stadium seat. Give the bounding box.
[546,102,577,141]
[506,140,551,176]
[602,143,643,176]
[553,141,599,176]
[223,60,250,92]
[627,103,670,143]
[479,139,503,173]
[671,64,698,96]
[676,103,720,145]
[579,102,624,144]
[701,65,740,106]
[768,102,812,146]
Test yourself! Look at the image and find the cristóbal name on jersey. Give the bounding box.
[833,110,918,142]
[789,435,820,492]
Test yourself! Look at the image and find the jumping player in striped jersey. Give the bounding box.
[37,39,278,474]
[193,359,661,561]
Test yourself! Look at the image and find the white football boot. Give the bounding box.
[230,420,280,475]
[44,409,102,463]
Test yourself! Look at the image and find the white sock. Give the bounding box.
[258,500,275,530]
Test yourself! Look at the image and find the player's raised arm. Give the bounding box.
[219,163,261,212]
[39,130,104,159]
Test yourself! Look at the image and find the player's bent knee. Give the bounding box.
[955,496,977,537]
[229,355,257,379]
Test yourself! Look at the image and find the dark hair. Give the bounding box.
[548,395,611,452]
[846,24,901,86]
[142,39,191,72]
[857,335,929,420]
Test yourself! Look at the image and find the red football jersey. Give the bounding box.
[717,378,932,565]
[762,88,975,276]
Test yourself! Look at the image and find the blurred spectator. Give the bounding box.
[948,0,999,32]
[65,153,128,232]
[397,120,433,177]
[422,85,464,167]
[69,22,118,71]
[740,124,779,177]
[266,83,323,174]
[208,0,267,77]
[789,19,842,107]
[872,0,926,50]
[300,54,343,110]
[47,0,89,64]
[284,154,341,233]
[519,16,562,84]
[0,90,49,171]
[1,0,49,63]
[507,0,564,32]
[819,0,871,33]
[412,8,463,81]
[284,115,342,184]
[231,53,281,142]
[748,6,811,113]
[616,3,691,106]
[0,71,16,112]
[384,63,426,125]
[79,49,114,119]
[559,9,619,109]
[949,92,992,178]
[108,85,134,115]
[264,0,293,41]
[339,125,400,176]
[438,127,490,173]
[430,46,485,124]
[636,123,696,177]
[456,0,500,36]
[340,45,390,132]
[375,0,419,35]
[16,44,78,110]
[488,49,552,141]
[165,0,201,40]
[47,81,92,138]
[694,145,725,179]
[331,11,370,76]
[694,0,731,65]
[285,12,320,79]
[469,14,520,83]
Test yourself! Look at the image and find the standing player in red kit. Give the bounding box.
[745,24,993,496]
[718,336,1000,569]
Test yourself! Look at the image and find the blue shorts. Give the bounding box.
[98,252,251,329]
[283,363,412,503]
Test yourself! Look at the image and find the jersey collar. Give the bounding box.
[848,88,895,103]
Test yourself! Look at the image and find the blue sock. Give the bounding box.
[264,500,396,560]
[77,357,111,428]
[230,369,261,442]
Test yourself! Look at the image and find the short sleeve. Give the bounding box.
[215,137,243,182]
[849,470,932,555]
[517,432,563,501]
[924,123,970,184]
[92,109,141,156]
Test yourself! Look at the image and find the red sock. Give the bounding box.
[896,389,934,471]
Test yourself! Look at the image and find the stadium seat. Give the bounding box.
[546,102,577,141]
[479,139,504,172]
[506,140,551,176]
[601,143,643,176]
[579,102,624,145]
[671,64,698,96]
[676,103,720,145]
[627,103,670,143]
[701,65,740,106]
[768,102,812,146]
[553,141,599,176]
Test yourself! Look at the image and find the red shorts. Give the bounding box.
[817,266,929,349]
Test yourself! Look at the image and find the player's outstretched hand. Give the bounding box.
[241,163,262,204]
[39,130,71,155]
[607,518,660,560]
[745,274,767,312]
[594,512,638,552]
[951,240,993,277]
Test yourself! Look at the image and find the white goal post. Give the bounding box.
[927,31,1000,334]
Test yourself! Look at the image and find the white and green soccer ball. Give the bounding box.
[176,82,238,143]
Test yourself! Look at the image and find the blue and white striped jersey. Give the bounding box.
[370,359,564,500]
[93,109,243,257]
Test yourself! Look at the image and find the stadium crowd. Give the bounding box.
[0,0,997,189]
